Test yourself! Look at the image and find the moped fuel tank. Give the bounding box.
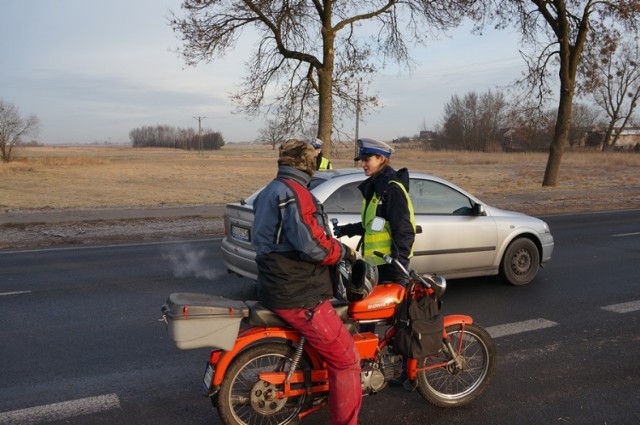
[349,283,405,320]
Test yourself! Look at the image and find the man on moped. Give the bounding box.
[252,139,361,425]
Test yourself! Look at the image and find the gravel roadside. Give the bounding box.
[2,186,639,251]
[1,206,226,251]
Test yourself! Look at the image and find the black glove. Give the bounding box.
[333,225,347,238]
[342,244,358,265]
[334,223,363,239]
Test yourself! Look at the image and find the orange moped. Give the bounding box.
[162,252,496,425]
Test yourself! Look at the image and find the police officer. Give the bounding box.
[333,137,416,285]
[306,138,333,170]
[334,138,417,390]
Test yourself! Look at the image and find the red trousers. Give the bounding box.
[274,300,362,425]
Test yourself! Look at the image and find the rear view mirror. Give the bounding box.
[473,203,486,216]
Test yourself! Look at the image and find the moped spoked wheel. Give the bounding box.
[217,343,312,425]
[416,323,496,407]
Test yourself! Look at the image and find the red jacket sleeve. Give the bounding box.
[281,178,344,265]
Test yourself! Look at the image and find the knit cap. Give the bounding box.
[278,139,317,176]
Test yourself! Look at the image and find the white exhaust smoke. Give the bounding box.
[162,245,222,280]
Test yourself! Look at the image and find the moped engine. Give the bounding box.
[361,367,386,393]
[360,353,403,394]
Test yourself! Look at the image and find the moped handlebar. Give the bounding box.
[373,250,410,277]
[372,250,447,298]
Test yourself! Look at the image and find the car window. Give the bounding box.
[323,182,363,214]
[410,178,473,215]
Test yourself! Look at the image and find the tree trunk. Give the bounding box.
[317,12,335,158]
[542,104,570,186]
[543,67,574,186]
[541,3,589,187]
[317,67,333,157]
[539,0,598,186]
[601,119,616,151]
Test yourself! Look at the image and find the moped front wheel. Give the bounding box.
[217,343,311,425]
[416,323,496,407]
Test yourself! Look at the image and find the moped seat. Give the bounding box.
[244,299,352,330]
[244,300,289,327]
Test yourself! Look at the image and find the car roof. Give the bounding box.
[239,168,472,205]
[312,168,441,182]
[242,168,365,204]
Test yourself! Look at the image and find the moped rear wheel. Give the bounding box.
[416,323,495,407]
[217,343,311,425]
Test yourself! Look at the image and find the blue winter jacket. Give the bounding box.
[253,166,349,309]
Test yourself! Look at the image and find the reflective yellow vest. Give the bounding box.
[361,180,415,265]
[318,157,332,170]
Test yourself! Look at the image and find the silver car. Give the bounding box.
[221,169,554,285]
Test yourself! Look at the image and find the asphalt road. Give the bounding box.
[0,210,639,425]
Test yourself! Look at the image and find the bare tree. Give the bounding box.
[202,130,226,150]
[170,0,468,157]
[568,102,603,147]
[581,36,640,150]
[257,119,291,150]
[505,101,554,151]
[473,1,640,186]
[441,92,474,150]
[0,100,40,162]
[441,89,507,151]
[478,90,508,151]
[504,101,600,151]
[129,125,202,149]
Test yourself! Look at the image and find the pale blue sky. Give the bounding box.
[1,0,525,144]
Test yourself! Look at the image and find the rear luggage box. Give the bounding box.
[162,293,249,350]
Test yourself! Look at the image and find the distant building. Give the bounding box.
[392,136,412,143]
[586,127,640,150]
[419,131,437,142]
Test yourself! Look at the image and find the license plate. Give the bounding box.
[231,224,250,242]
[202,363,215,395]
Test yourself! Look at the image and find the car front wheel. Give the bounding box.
[500,238,540,286]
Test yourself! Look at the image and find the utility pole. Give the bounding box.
[193,116,206,155]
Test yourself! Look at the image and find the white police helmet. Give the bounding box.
[305,138,323,149]
[354,138,394,161]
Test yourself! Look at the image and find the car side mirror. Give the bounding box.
[473,203,486,216]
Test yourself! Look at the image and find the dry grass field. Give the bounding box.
[1,143,638,249]
[2,143,639,215]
